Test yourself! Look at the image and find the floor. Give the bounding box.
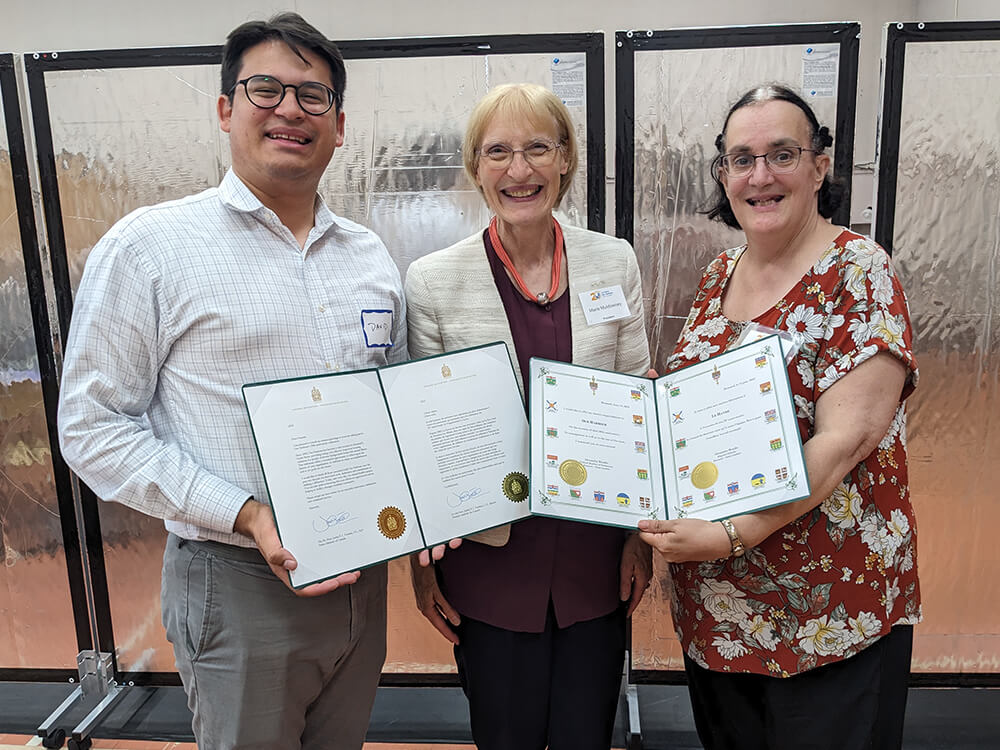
[3,683,998,749]
[0,744,617,750]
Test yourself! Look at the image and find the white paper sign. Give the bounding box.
[802,44,840,98]
[550,54,586,108]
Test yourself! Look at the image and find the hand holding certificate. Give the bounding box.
[529,335,809,525]
[243,343,528,588]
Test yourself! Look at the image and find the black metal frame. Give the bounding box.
[615,22,861,245]
[1,54,97,672]
[20,32,604,688]
[875,20,1000,254]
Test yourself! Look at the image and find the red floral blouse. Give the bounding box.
[665,229,921,676]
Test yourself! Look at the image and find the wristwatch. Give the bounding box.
[720,518,746,558]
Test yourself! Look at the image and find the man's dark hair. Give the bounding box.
[221,12,346,112]
[705,83,846,229]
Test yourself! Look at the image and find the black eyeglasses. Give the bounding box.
[231,75,338,116]
[717,146,819,177]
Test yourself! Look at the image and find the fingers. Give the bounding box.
[638,530,669,556]
[627,562,653,617]
[289,569,361,597]
[414,583,461,645]
[637,519,672,533]
[434,592,461,629]
[625,580,646,618]
[619,568,632,603]
[421,605,460,645]
[417,538,462,566]
[646,367,660,378]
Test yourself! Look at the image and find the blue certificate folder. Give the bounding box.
[242,342,529,588]
[528,335,810,527]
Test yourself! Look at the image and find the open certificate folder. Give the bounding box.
[243,343,530,588]
[529,335,809,525]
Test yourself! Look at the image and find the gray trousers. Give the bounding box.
[161,534,387,750]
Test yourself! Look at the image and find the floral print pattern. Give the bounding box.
[666,229,921,676]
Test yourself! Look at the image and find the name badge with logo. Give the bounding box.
[361,309,394,347]
[579,285,630,325]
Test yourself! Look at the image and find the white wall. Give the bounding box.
[916,0,1000,20]
[8,0,996,226]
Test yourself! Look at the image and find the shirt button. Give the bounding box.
[544,304,552,311]
[318,305,326,313]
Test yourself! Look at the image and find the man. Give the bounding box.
[57,13,405,749]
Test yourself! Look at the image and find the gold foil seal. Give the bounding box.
[690,461,719,490]
[502,471,528,502]
[558,459,587,486]
[377,506,406,539]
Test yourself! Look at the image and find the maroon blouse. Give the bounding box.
[436,229,627,632]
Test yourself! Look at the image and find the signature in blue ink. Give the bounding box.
[447,487,485,508]
[312,511,352,533]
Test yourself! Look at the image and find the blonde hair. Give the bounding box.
[462,83,579,206]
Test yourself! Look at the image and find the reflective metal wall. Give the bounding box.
[6,24,999,686]
[324,54,590,278]
[618,29,854,673]
[30,41,596,677]
[0,60,78,670]
[627,44,842,370]
[882,32,1000,673]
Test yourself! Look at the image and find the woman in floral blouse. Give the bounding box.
[638,84,920,750]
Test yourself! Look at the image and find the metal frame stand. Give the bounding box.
[36,651,126,749]
[34,469,127,748]
[622,633,644,749]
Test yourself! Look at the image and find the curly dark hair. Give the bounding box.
[705,84,846,229]
[221,12,346,113]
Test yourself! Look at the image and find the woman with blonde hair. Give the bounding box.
[406,83,653,750]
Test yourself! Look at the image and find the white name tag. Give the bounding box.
[361,309,393,347]
[578,285,630,325]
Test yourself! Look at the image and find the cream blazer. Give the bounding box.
[405,223,651,545]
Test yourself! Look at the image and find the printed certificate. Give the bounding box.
[529,336,809,525]
[379,344,530,546]
[243,343,528,588]
[529,361,665,527]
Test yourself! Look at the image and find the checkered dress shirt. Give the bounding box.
[58,169,407,546]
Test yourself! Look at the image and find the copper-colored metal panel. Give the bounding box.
[891,39,1000,673]
[0,85,78,668]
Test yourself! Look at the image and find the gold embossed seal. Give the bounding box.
[690,461,719,490]
[377,506,406,539]
[558,459,587,486]
[502,472,528,502]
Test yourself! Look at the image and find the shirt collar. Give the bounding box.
[218,169,343,236]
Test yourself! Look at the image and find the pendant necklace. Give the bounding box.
[489,216,564,305]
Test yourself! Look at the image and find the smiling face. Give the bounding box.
[218,39,344,200]
[473,113,569,233]
[719,99,830,240]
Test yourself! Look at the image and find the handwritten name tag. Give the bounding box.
[578,285,630,325]
[361,309,394,347]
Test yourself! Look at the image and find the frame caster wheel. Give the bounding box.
[67,738,92,750]
[40,728,66,748]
